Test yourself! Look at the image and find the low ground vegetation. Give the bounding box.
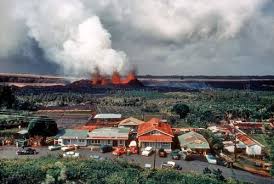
[0,157,244,184]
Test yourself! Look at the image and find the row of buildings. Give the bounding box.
[56,115,211,153]
[56,117,176,152]
[208,120,265,156]
[55,114,265,156]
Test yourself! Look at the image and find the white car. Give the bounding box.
[141,146,153,156]
[144,164,152,169]
[63,151,80,158]
[48,144,62,151]
[205,154,217,164]
[61,144,78,152]
[161,161,182,170]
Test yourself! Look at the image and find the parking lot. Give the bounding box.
[0,146,273,184]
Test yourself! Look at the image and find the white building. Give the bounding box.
[236,133,263,156]
[88,127,130,147]
[56,129,89,146]
[246,144,262,156]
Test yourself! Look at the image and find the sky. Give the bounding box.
[0,0,274,76]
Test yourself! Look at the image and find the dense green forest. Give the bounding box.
[0,85,273,129]
[0,157,244,184]
[16,89,274,127]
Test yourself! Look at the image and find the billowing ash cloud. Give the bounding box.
[85,0,274,75]
[15,0,129,76]
[0,0,274,76]
[0,0,28,58]
[84,0,267,40]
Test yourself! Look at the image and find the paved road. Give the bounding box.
[0,146,273,184]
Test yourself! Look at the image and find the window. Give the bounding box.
[107,140,111,145]
[119,140,123,145]
[79,139,85,143]
[161,142,170,149]
[91,140,101,144]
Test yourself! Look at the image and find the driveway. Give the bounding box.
[0,146,273,184]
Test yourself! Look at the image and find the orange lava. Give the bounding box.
[91,70,137,85]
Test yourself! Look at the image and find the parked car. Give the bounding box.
[161,161,182,170]
[48,144,62,151]
[16,148,38,155]
[206,154,217,164]
[100,145,113,153]
[158,148,167,157]
[171,149,181,160]
[127,146,139,154]
[112,147,126,156]
[144,163,152,169]
[141,146,154,156]
[63,151,79,158]
[61,145,78,152]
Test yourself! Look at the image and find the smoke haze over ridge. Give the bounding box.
[0,0,274,76]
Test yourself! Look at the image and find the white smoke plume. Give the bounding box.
[86,0,267,40]
[15,0,129,76]
[0,0,273,75]
[0,0,28,58]
[133,0,266,40]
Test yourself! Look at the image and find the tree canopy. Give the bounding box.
[27,116,58,136]
[172,103,190,119]
[0,157,242,184]
[0,86,16,109]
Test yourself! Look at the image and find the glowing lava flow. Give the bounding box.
[91,70,138,85]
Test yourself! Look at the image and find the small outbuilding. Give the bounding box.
[178,131,210,155]
[236,133,263,156]
[118,117,144,130]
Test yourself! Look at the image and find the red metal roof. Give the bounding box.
[233,122,263,129]
[138,135,173,142]
[137,118,174,137]
[236,134,255,146]
[78,125,98,132]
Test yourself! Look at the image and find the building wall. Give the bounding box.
[87,139,126,147]
[58,137,127,147]
[180,145,209,155]
[58,138,87,146]
[246,145,262,155]
[224,145,235,153]
[139,142,171,152]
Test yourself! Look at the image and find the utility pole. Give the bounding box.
[153,149,156,170]
[233,127,237,162]
[153,142,157,170]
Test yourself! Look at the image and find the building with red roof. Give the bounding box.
[236,133,263,156]
[137,118,174,152]
[232,121,263,134]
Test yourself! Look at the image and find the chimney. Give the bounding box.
[152,119,160,127]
